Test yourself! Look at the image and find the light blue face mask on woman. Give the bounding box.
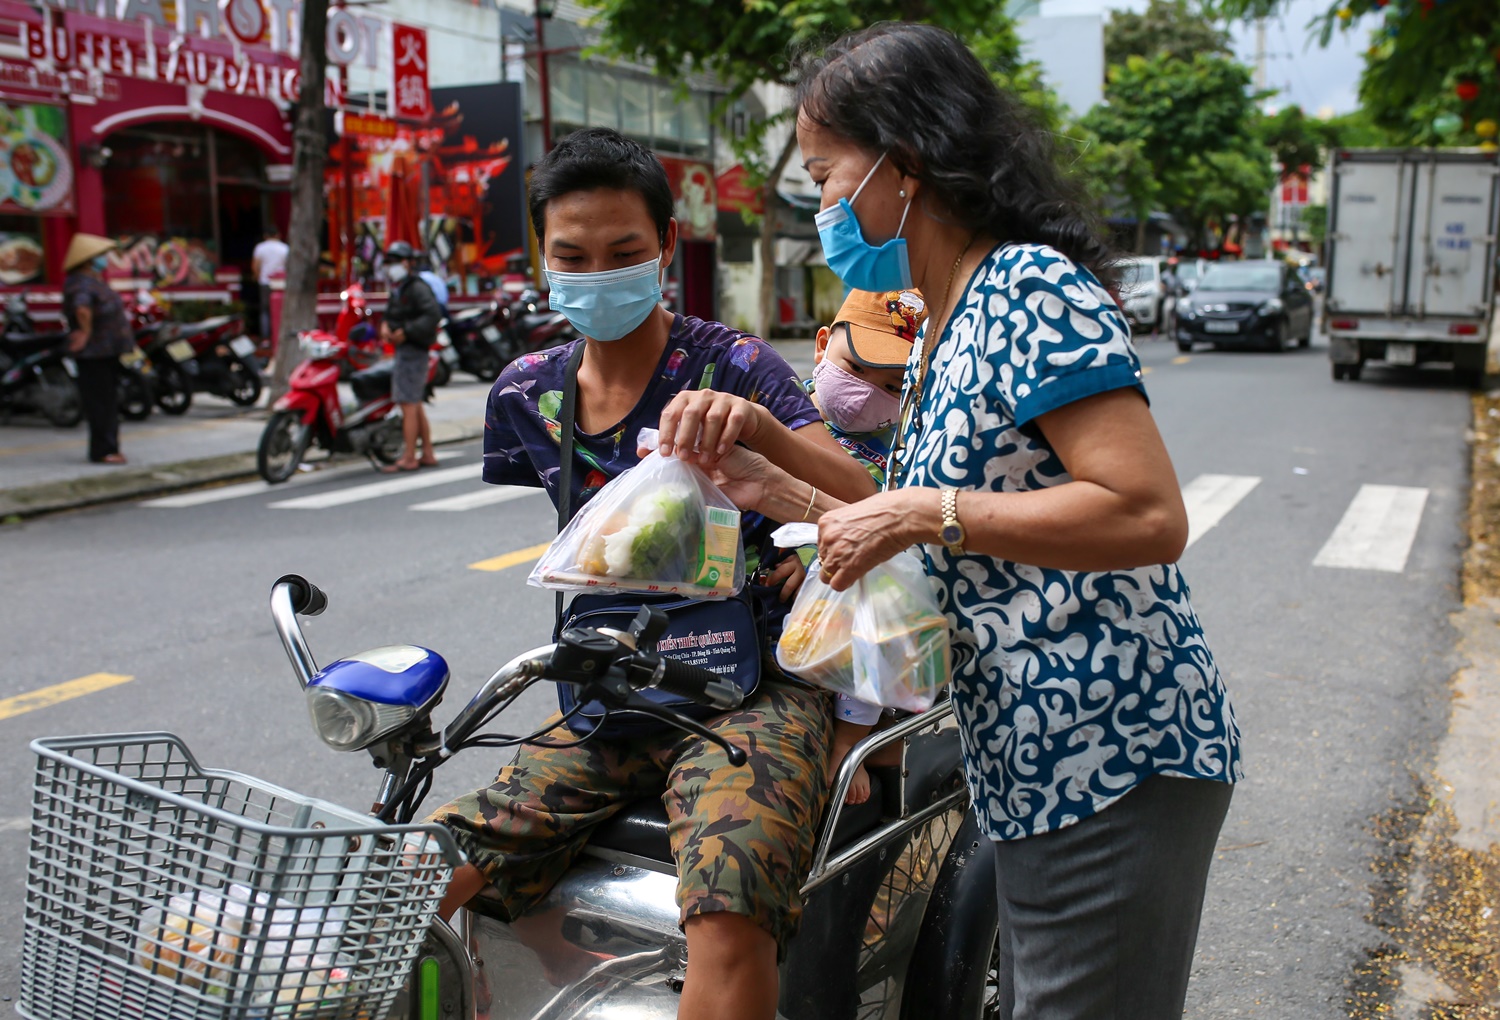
[815,151,913,292]
[545,257,663,342]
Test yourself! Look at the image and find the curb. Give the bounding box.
[0,421,485,521]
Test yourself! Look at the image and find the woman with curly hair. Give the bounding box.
[695,22,1243,1018]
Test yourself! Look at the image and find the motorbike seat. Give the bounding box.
[1,330,69,359]
[586,771,885,866]
[350,360,394,401]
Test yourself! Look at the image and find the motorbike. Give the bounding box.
[144,308,262,412]
[501,288,578,359]
[17,576,1001,1020]
[0,304,80,427]
[442,300,509,382]
[256,331,439,483]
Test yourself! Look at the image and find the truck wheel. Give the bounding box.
[1456,365,1485,390]
[1176,340,1193,354]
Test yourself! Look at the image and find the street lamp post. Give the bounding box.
[535,0,554,153]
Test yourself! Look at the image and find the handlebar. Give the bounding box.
[631,649,745,713]
[269,575,750,767]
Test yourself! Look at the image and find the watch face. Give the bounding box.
[941,524,963,545]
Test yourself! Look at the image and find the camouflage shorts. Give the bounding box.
[430,680,834,952]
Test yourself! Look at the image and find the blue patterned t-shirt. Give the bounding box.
[899,243,1242,841]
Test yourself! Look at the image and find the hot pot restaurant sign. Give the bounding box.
[16,0,428,116]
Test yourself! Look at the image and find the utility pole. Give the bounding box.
[1254,18,1267,94]
[535,0,554,153]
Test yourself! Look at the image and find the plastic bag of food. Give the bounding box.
[134,890,248,995]
[773,523,950,712]
[529,428,745,598]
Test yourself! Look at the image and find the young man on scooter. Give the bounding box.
[430,127,875,1020]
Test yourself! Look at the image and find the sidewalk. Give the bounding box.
[0,378,491,520]
[0,340,817,520]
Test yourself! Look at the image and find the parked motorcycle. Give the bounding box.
[0,309,80,427]
[443,300,509,381]
[138,297,260,413]
[256,331,439,483]
[500,288,577,359]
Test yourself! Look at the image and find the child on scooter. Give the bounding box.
[796,288,926,806]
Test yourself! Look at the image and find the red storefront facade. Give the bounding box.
[0,0,318,318]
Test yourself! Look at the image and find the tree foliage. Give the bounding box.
[1209,0,1499,145]
[1080,52,1277,249]
[1259,104,1339,175]
[1104,0,1232,68]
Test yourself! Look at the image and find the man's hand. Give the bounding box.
[760,551,807,603]
[700,445,776,514]
[66,330,87,353]
[390,327,406,344]
[657,390,766,466]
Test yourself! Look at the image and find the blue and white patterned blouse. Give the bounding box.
[900,243,1242,841]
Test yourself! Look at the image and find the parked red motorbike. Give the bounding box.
[255,329,438,484]
[499,287,577,359]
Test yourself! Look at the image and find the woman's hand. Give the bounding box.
[657,390,766,466]
[66,330,87,353]
[817,489,935,591]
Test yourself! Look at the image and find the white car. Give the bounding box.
[1116,256,1170,332]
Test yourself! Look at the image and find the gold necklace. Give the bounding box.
[891,235,978,487]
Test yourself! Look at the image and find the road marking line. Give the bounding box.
[269,463,478,510]
[1181,474,1261,549]
[410,486,542,512]
[144,451,460,508]
[1314,484,1429,573]
[469,542,551,572]
[0,673,134,722]
[1171,355,1192,365]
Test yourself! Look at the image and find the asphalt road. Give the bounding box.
[0,333,1476,1017]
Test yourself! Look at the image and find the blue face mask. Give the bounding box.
[545,257,663,342]
[815,151,913,292]
[91,255,109,272]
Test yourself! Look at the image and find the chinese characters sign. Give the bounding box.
[390,24,428,121]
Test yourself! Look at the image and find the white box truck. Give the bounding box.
[1326,148,1498,386]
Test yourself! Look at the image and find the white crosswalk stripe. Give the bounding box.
[269,464,480,510]
[1313,484,1429,573]
[409,486,541,511]
[141,451,460,508]
[1180,474,1261,549]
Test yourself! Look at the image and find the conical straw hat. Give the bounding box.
[63,233,116,272]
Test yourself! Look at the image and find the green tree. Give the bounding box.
[1080,52,1276,251]
[582,0,1019,337]
[1104,0,1231,68]
[1259,104,1338,177]
[1300,203,1328,251]
[1209,0,1499,144]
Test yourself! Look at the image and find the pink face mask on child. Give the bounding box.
[812,357,900,434]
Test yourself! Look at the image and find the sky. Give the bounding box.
[1039,0,1369,116]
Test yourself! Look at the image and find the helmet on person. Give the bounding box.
[384,240,417,261]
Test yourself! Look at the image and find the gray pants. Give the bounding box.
[992,775,1234,1019]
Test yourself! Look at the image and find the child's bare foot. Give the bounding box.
[845,763,871,805]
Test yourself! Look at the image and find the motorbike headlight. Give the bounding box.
[306,686,416,752]
[1258,298,1283,316]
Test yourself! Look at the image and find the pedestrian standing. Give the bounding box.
[251,228,289,341]
[63,233,133,465]
[379,241,441,471]
[706,24,1242,1019]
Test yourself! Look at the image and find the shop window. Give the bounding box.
[550,61,586,134]
[681,93,711,159]
[104,126,213,241]
[653,84,683,153]
[587,69,620,132]
[620,76,651,144]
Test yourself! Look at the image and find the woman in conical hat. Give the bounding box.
[63,232,131,464]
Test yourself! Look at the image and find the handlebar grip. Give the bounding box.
[274,573,328,616]
[654,656,745,713]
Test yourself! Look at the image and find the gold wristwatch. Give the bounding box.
[940,487,966,555]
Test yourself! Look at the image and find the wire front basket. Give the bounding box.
[20,733,460,1020]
